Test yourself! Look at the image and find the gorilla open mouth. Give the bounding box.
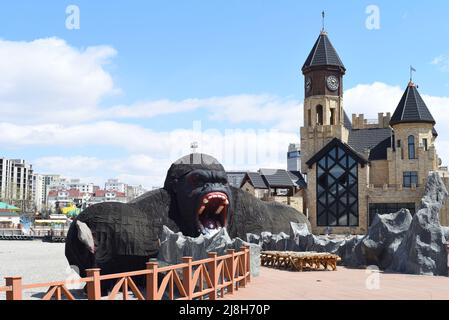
[197,192,228,236]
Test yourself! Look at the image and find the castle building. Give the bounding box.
[300,30,449,235]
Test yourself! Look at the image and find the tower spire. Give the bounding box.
[321,11,326,33]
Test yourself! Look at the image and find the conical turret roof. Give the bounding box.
[302,32,345,73]
[390,82,435,126]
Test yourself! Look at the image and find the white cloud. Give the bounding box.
[344,82,404,118]
[432,55,449,72]
[0,37,117,124]
[102,95,302,131]
[0,37,302,130]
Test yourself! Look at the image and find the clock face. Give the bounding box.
[305,77,312,92]
[326,75,339,91]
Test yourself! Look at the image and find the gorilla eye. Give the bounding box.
[216,176,228,184]
[212,172,228,184]
[187,173,206,187]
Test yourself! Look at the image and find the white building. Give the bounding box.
[31,174,45,212]
[126,185,147,201]
[0,158,33,210]
[48,178,95,194]
[105,179,127,193]
[89,190,127,205]
[287,143,301,172]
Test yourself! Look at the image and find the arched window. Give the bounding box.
[408,135,415,159]
[316,105,323,125]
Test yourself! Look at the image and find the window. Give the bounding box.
[423,138,428,151]
[397,140,401,148]
[307,109,312,126]
[316,105,323,125]
[408,135,415,159]
[403,171,418,187]
[330,108,335,125]
[369,203,416,226]
[316,145,359,227]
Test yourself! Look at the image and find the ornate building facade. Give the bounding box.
[300,30,449,235]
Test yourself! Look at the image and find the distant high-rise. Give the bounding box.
[287,144,301,172]
[0,158,33,210]
[31,174,45,212]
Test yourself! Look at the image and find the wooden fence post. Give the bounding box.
[86,268,101,300]
[182,257,193,300]
[5,276,22,300]
[226,249,235,294]
[208,252,218,300]
[240,246,248,287]
[146,261,158,300]
[245,245,251,283]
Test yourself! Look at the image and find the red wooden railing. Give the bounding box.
[0,246,251,300]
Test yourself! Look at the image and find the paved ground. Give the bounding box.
[0,241,73,300]
[223,266,449,300]
[2,241,449,300]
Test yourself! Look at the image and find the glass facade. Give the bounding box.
[316,145,359,227]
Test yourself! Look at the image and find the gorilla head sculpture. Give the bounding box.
[163,154,232,237]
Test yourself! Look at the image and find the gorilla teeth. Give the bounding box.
[203,199,209,204]
[216,205,224,214]
[198,205,206,215]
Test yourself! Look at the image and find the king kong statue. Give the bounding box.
[65,154,310,289]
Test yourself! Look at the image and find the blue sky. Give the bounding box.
[0,1,448,187]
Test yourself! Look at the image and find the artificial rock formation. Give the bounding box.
[389,172,448,275]
[248,172,449,276]
[158,226,261,277]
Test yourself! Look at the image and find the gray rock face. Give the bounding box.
[389,172,448,276]
[442,226,449,243]
[247,172,449,276]
[347,209,413,269]
[158,226,261,277]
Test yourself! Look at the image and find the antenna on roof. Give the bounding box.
[190,141,199,154]
[321,11,326,33]
[409,65,416,85]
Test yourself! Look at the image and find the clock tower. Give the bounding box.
[300,30,348,173]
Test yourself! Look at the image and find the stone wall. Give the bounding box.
[352,113,391,130]
[369,159,389,186]
[387,123,438,186]
[300,95,349,173]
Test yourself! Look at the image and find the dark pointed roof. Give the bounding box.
[302,32,346,73]
[306,138,368,168]
[390,82,435,126]
[242,172,268,189]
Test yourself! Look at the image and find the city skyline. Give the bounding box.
[0,1,448,187]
